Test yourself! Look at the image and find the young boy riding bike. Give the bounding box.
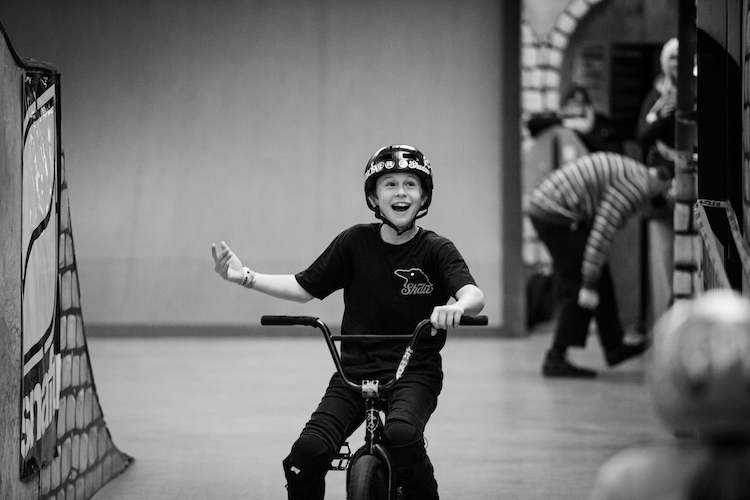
[212,144,485,499]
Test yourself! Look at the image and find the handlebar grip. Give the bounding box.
[260,315,319,327]
[459,315,488,326]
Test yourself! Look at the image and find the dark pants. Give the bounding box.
[283,373,439,500]
[530,217,625,352]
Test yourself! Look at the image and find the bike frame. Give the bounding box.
[346,395,395,496]
[260,314,488,499]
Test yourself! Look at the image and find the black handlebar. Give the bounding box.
[260,315,488,328]
[456,315,488,326]
[260,314,488,394]
[260,315,319,327]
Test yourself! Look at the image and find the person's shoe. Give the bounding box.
[542,350,597,378]
[605,342,648,367]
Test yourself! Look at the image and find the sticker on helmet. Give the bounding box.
[364,159,431,180]
[408,160,431,176]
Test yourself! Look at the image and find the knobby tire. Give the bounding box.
[347,454,388,500]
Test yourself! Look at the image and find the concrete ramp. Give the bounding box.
[0,21,132,500]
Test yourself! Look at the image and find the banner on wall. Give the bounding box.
[744,0,750,213]
[19,70,61,478]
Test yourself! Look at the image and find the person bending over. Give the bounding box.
[526,151,671,378]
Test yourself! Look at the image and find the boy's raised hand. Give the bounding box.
[211,241,244,284]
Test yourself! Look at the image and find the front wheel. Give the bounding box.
[347,454,388,500]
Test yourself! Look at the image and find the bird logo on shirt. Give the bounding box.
[394,268,434,296]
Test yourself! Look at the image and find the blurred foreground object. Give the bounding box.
[650,290,750,437]
[589,290,750,500]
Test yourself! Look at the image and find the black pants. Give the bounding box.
[530,217,625,352]
[284,373,439,500]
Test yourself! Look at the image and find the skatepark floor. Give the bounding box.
[87,324,672,500]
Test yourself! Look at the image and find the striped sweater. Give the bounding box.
[526,152,650,289]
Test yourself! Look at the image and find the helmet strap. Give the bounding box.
[374,208,428,236]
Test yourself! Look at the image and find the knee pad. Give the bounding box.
[382,422,425,465]
[383,425,438,499]
[282,435,331,489]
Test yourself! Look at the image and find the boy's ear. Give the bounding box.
[367,193,378,208]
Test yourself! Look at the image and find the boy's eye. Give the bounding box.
[379,177,419,190]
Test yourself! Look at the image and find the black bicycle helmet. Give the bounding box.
[363,145,433,235]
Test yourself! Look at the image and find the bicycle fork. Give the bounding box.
[345,384,396,498]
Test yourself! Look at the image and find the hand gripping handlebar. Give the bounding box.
[260,315,489,394]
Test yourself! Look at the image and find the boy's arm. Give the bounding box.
[212,241,313,303]
[430,284,485,330]
[454,284,485,316]
[251,274,314,303]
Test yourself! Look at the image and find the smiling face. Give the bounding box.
[369,172,426,230]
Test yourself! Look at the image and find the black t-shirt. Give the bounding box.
[295,223,477,392]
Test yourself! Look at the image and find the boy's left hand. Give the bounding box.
[430,304,465,336]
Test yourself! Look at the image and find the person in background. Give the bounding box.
[525,151,672,378]
[560,85,596,138]
[525,84,619,154]
[561,84,621,154]
[638,38,678,165]
[635,38,679,333]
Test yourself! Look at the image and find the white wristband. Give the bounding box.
[241,267,256,289]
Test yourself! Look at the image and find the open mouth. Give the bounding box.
[392,203,411,213]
